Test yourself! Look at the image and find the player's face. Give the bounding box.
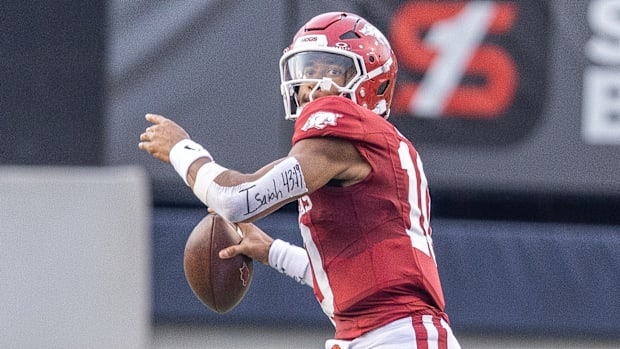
[284,52,356,107]
[297,61,348,104]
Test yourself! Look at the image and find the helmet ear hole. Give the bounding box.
[377,80,389,96]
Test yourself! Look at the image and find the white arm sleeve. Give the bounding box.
[268,239,313,288]
[193,156,308,223]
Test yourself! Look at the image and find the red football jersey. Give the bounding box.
[292,96,446,340]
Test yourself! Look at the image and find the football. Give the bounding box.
[183,213,253,313]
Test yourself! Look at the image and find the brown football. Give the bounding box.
[183,213,253,313]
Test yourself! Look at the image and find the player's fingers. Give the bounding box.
[138,141,155,154]
[236,222,250,237]
[145,113,165,124]
[238,222,261,237]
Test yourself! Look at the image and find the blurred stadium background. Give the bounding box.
[1,1,619,348]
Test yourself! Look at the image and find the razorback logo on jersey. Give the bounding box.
[301,111,343,131]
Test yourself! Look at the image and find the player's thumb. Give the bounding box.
[218,246,238,259]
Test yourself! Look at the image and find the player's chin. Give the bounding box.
[299,96,322,107]
[308,91,335,102]
[298,96,310,107]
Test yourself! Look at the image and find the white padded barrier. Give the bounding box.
[0,166,151,349]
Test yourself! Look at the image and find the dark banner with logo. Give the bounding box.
[349,1,617,198]
[106,0,619,204]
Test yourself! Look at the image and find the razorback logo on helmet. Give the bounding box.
[301,111,343,131]
[359,22,390,47]
[388,0,548,145]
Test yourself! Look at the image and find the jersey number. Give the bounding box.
[398,141,436,262]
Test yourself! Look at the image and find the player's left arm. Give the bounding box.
[219,222,313,288]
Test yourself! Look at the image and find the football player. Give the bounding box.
[139,12,461,349]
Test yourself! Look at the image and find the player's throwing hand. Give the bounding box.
[138,113,191,163]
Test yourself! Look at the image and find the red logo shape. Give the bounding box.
[386,1,549,145]
[390,1,518,119]
[239,262,250,287]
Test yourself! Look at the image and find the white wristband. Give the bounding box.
[169,139,213,186]
[193,161,228,205]
[269,239,313,287]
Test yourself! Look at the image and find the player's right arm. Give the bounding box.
[188,135,369,223]
[139,113,369,223]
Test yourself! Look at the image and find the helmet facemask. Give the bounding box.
[280,50,364,120]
